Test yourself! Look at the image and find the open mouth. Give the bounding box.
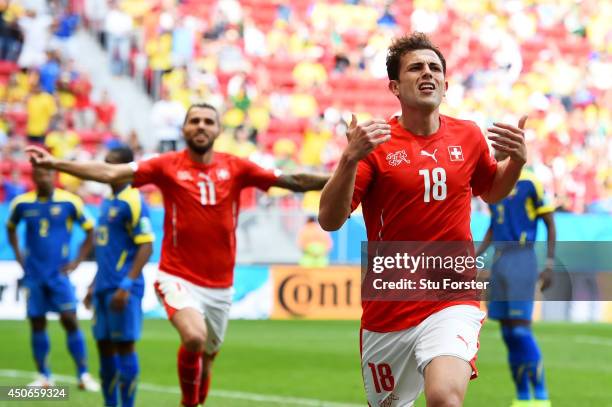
[418,83,435,91]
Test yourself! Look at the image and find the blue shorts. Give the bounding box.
[24,275,77,318]
[92,290,143,342]
[488,248,538,321]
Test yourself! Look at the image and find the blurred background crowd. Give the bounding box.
[0,0,610,215]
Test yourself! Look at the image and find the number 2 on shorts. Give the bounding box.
[368,362,395,393]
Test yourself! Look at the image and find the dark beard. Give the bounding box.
[186,138,214,154]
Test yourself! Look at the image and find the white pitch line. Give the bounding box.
[0,369,362,407]
[574,335,612,347]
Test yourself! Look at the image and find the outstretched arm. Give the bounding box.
[273,173,329,192]
[481,116,528,203]
[319,115,391,231]
[26,145,134,184]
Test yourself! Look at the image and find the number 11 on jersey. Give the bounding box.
[198,180,216,205]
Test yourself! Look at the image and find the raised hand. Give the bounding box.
[25,145,57,168]
[110,289,130,311]
[539,266,553,292]
[487,115,528,165]
[344,114,391,162]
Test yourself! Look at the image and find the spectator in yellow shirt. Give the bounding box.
[292,58,328,89]
[6,70,31,103]
[26,82,56,144]
[45,116,80,159]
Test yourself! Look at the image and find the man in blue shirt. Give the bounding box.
[7,166,99,390]
[84,146,154,407]
[38,50,61,94]
[477,153,556,407]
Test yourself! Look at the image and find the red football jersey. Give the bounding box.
[351,115,497,332]
[132,150,279,288]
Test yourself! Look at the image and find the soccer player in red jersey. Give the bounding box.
[319,33,528,407]
[26,103,329,407]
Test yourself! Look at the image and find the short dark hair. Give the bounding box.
[184,103,219,125]
[386,32,446,81]
[108,146,134,164]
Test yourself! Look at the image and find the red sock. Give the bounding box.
[177,346,202,407]
[198,369,211,405]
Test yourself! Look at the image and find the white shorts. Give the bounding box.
[360,305,485,407]
[154,271,233,355]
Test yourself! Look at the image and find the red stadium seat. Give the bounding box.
[5,110,27,136]
[18,160,33,176]
[248,3,278,29]
[267,118,307,135]
[0,61,18,76]
[0,160,13,176]
[78,130,103,144]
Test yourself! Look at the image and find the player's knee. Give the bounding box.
[116,341,135,355]
[426,389,463,407]
[97,340,116,357]
[182,332,206,353]
[59,312,78,332]
[29,317,46,331]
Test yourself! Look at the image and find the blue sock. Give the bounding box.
[118,352,139,407]
[99,354,119,407]
[31,331,51,377]
[66,330,88,376]
[530,360,549,400]
[502,326,531,400]
[503,325,549,400]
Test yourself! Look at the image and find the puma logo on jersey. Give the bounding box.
[386,150,410,167]
[177,171,193,181]
[420,149,438,163]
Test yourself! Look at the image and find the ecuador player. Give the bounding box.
[85,146,154,407]
[476,151,556,407]
[6,166,99,390]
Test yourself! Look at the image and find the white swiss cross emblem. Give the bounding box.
[216,168,230,180]
[448,146,464,161]
[386,150,410,167]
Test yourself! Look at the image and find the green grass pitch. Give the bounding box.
[0,320,610,406]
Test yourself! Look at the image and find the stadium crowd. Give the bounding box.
[1,0,610,214]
